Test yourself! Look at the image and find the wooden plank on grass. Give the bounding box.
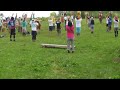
[41,44,75,49]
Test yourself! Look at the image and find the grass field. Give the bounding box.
[0,18,120,79]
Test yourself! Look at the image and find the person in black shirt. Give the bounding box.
[90,17,95,34]
[56,18,61,36]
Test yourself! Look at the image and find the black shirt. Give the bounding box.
[56,21,61,29]
[91,19,94,25]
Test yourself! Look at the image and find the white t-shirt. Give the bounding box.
[106,18,108,24]
[71,16,74,20]
[75,18,82,27]
[48,20,53,26]
[114,19,119,27]
[31,21,38,31]
[64,16,67,21]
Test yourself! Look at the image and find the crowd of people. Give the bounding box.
[0,14,41,42]
[0,12,119,53]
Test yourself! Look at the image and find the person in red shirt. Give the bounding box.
[66,17,75,53]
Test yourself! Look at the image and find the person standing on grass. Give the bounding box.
[9,16,17,41]
[0,19,2,32]
[48,17,53,35]
[56,18,61,36]
[30,19,38,42]
[75,16,82,36]
[36,20,41,33]
[90,17,95,34]
[87,15,91,29]
[22,18,27,36]
[113,16,119,37]
[52,17,56,30]
[98,11,103,24]
[64,14,67,30]
[106,15,109,31]
[18,17,21,32]
[66,16,75,53]
[107,16,112,32]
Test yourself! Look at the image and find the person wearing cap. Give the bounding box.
[113,16,119,37]
[90,17,95,34]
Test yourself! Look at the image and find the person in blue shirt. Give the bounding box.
[107,16,112,32]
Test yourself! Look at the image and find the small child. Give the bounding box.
[48,17,53,35]
[113,16,119,37]
[107,16,112,32]
[66,17,75,53]
[90,17,95,34]
[106,16,109,31]
[9,17,16,41]
[22,18,27,36]
[30,19,38,42]
[75,16,82,36]
[64,15,67,30]
[87,16,91,29]
[56,18,61,36]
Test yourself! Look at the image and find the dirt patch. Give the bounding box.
[113,58,120,63]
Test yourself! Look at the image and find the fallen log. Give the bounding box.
[41,44,75,49]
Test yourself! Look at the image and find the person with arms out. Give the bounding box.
[90,17,95,34]
[107,16,112,32]
[22,18,27,36]
[113,16,119,37]
[75,16,82,36]
[64,14,67,30]
[9,16,17,41]
[48,17,53,35]
[66,17,75,53]
[56,18,61,36]
[30,19,38,42]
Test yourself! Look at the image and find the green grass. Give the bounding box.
[0,19,120,79]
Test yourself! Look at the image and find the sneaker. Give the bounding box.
[68,50,70,53]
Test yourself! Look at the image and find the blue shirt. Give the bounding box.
[108,17,112,25]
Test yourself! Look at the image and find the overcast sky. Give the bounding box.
[0,11,59,18]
